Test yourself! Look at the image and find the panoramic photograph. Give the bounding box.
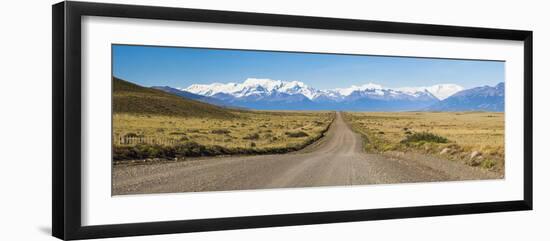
[111,44,505,195]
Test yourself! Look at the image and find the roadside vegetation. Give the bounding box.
[344,112,504,173]
[113,111,334,163]
[113,75,334,163]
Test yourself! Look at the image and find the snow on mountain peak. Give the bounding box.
[184,82,241,96]
[242,78,283,89]
[332,83,384,96]
[397,84,464,100]
[184,78,462,101]
[184,78,318,99]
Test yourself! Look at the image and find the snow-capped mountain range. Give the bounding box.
[426,82,504,112]
[151,78,502,111]
[184,78,462,101]
[397,84,464,100]
[185,78,320,100]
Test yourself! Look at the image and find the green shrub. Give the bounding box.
[400,132,449,144]
[211,129,231,134]
[113,144,171,160]
[169,131,186,135]
[285,131,309,138]
[314,121,325,126]
[243,133,260,140]
[481,159,497,169]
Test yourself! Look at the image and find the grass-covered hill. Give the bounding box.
[113,77,236,119]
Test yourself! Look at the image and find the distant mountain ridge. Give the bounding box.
[149,77,503,112]
[180,78,468,111]
[425,82,504,112]
[151,86,229,107]
[184,78,460,101]
[396,84,464,100]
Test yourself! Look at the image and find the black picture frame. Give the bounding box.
[52,1,533,240]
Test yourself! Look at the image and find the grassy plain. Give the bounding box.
[344,112,504,173]
[114,111,333,159]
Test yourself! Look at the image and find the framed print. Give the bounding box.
[52,1,533,240]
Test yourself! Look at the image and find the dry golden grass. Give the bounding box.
[114,110,334,152]
[344,112,504,173]
[111,77,335,161]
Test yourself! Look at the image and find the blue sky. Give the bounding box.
[112,44,504,89]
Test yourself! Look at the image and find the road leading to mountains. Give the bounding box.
[113,112,500,195]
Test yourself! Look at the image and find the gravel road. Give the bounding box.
[113,112,501,195]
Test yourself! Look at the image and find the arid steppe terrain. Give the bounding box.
[111,77,504,195]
